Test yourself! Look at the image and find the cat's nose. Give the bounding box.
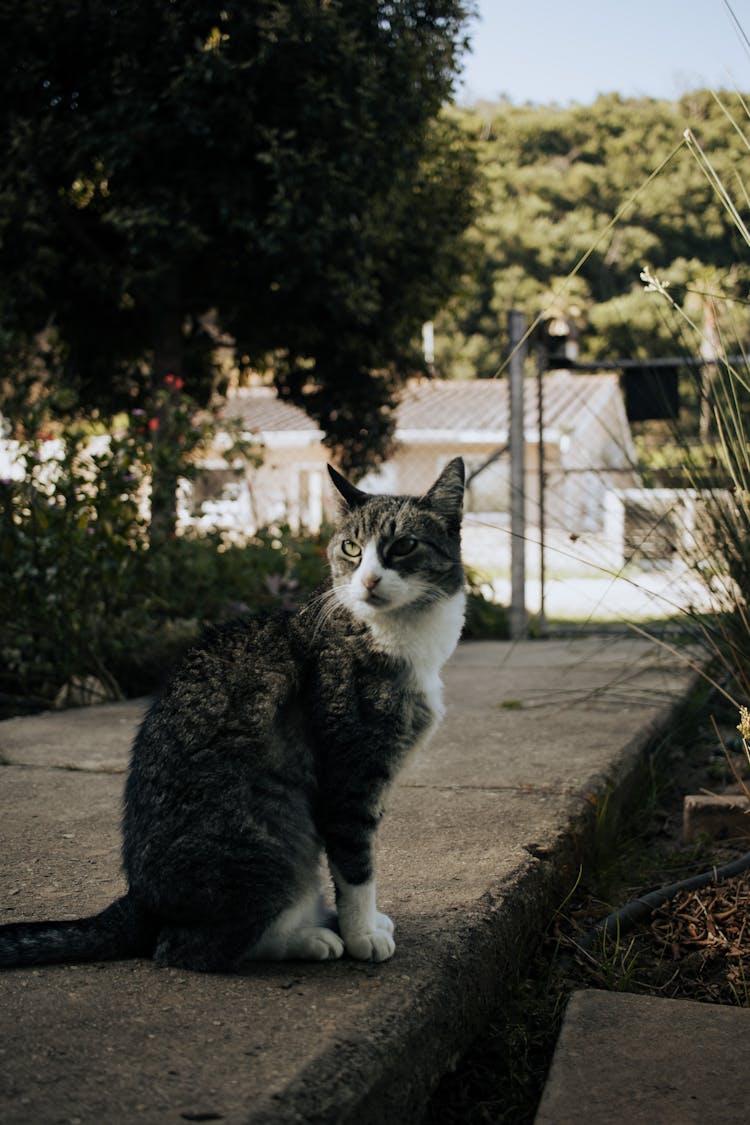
[362,573,381,591]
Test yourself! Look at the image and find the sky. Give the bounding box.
[457,0,750,106]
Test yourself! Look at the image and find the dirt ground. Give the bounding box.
[555,707,750,1009]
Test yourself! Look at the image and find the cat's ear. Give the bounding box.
[327,464,369,509]
[423,458,465,523]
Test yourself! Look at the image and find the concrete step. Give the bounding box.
[0,638,694,1125]
[535,989,750,1125]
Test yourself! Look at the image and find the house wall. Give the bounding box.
[555,391,638,534]
[183,443,330,536]
[182,383,639,547]
[373,440,571,528]
[185,435,608,541]
[248,444,329,530]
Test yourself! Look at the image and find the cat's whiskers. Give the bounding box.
[300,586,347,642]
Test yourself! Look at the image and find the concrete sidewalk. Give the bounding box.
[0,638,695,1125]
[536,990,750,1124]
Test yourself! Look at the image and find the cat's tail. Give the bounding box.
[0,893,158,968]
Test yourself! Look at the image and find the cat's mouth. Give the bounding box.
[362,590,387,606]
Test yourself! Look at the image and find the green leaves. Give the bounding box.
[435,91,750,375]
[0,395,320,710]
[0,0,476,475]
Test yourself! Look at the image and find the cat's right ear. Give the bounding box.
[423,457,465,525]
[327,464,368,510]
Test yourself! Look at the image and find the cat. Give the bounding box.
[0,458,465,973]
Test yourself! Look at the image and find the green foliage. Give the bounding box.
[1,396,505,709]
[631,96,750,709]
[436,91,750,375]
[1,418,150,708]
[100,527,331,699]
[0,398,328,711]
[462,570,510,639]
[0,0,477,475]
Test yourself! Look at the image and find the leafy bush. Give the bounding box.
[0,416,329,713]
[1,396,506,712]
[93,528,331,700]
[463,571,510,640]
[1,421,149,710]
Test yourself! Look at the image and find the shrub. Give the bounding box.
[0,421,150,710]
[0,415,329,712]
[463,571,510,640]
[1,394,506,712]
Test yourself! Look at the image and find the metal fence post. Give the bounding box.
[536,333,547,635]
[508,310,526,640]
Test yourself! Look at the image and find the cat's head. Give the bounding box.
[326,459,465,622]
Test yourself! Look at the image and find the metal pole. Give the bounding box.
[536,335,547,636]
[508,310,526,640]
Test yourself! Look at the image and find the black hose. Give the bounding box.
[577,849,750,952]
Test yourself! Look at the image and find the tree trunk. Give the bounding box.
[149,278,184,546]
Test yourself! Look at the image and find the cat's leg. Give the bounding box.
[154,920,257,973]
[247,884,344,962]
[321,793,396,961]
[154,867,342,968]
[153,899,343,970]
[322,799,396,961]
[329,863,396,963]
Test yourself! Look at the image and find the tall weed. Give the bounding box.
[639,104,750,706]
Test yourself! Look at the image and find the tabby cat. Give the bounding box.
[0,458,465,972]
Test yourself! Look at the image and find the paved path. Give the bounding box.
[0,638,695,1124]
[536,989,750,1124]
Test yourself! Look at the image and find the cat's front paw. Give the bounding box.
[344,922,396,963]
[375,911,394,935]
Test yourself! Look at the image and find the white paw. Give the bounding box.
[345,925,396,962]
[292,926,345,961]
[375,911,395,935]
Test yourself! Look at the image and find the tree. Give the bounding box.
[0,0,477,527]
[434,92,750,380]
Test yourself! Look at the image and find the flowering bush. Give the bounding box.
[0,428,329,712]
[0,382,313,714]
[1,407,147,709]
[1,377,504,713]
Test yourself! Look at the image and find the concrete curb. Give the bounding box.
[0,638,696,1124]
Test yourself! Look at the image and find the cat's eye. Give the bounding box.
[390,537,418,558]
[341,539,362,559]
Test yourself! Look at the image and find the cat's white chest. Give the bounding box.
[369,590,465,724]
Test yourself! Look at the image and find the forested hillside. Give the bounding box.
[435,90,750,378]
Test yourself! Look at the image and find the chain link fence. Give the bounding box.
[177,363,735,625]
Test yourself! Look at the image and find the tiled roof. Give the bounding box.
[397,372,616,434]
[225,373,619,439]
[223,386,321,433]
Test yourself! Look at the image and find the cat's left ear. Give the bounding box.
[423,458,465,524]
[327,464,369,509]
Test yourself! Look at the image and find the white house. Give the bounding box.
[181,373,640,571]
